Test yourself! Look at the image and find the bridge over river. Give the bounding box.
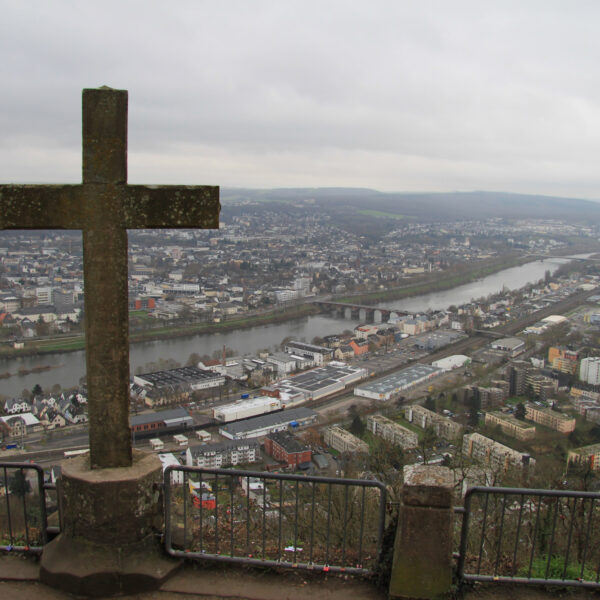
[311,300,410,323]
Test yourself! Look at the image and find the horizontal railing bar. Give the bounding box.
[165,465,387,491]
[462,574,600,589]
[465,486,600,500]
[166,547,369,575]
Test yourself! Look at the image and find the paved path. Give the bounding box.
[2,555,600,599]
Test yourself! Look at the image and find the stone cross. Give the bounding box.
[0,87,220,469]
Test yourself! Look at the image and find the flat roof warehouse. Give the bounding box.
[134,366,221,387]
[355,364,443,401]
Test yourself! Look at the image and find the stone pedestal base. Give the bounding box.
[389,465,454,600]
[40,534,180,596]
[40,450,180,597]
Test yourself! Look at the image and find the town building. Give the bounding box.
[490,337,525,357]
[460,385,505,410]
[264,431,312,468]
[266,352,298,374]
[284,341,334,365]
[324,425,369,454]
[185,439,260,469]
[568,443,600,471]
[267,362,366,404]
[431,355,471,371]
[404,405,463,440]
[133,366,225,407]
[355,364,443,401]
[130,407,193,434]
[505,361,532,396]
[525,404,576,433]
[219,407,317,440]
[463,432,535,473]
[0,412,42,438]
[484,412,536,441]
[548,346,579,375]
[367,414,418,449]
[212,397,282,422]
[525,373,558,401]
[580,357,600,386]
[157,452,184,484]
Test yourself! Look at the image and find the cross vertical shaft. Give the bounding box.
[0,87,220,471]
[82,89,132,468]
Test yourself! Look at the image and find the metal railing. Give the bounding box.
[457,486,600,588]
[164,465,387,574]
[0,462,58,553]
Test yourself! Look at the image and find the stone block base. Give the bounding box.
[39,449,180,596]
[40,534,180,597]
[389,505,452,599]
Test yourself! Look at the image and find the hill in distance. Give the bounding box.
[222,188,600,223]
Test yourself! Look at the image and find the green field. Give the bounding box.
[358,210,412,220]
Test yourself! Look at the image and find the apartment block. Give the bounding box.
[484,412,536,441]
[264,431,312,467]
[404,405,463,440]
[463,432,535,473]
[548,346,579,375]
[460,385,504,411]
[525,404,576,433]
[505,361,532,396]
[568,443,600,471]
[185,439,260,469]
[580,357,600,386]
[525,373,558,401]
[367,414,418,449]
[324,425,368,454]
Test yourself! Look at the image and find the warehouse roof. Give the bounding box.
[357,364,442,394]
[220,407,317,436]
[130,407,191,427]
[135,366,221,388]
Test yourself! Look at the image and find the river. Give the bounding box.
[0,257,573,397]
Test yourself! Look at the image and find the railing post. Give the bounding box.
[389,465,454,600]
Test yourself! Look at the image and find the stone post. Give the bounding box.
[389,465,454,600]
[40,451,180,597]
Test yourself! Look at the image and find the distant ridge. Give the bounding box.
[222,187,600,222]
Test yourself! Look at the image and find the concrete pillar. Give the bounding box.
[389,465,454,600]
[40,450,180,596]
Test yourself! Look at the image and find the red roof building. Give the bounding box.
[264,431,311,468]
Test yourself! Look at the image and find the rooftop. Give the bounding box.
[356,364,441,394]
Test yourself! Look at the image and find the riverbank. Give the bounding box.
[335,254,529,306]
[0,303,322,360]
[0,249,589,361]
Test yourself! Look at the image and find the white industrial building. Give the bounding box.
[490,337,525,357]
[213,397,281,422]
[284,341,334,365]
[355,364,443,401]
[219,407,318,440]
[431,355,471,370]
[158,452,184,484]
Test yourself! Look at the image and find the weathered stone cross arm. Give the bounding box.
[0,87,219,469]
[0,184,219,230]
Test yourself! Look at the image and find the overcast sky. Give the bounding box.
[2,1,600,200]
